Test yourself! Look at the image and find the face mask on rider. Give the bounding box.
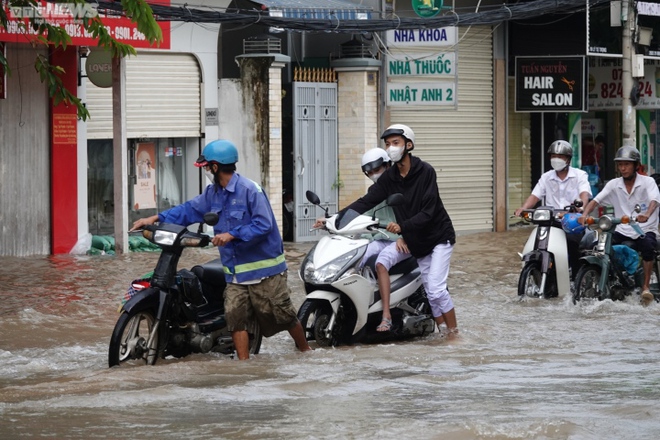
[204,170,215,184]
[368,172,384,183]
[387,146,405,163]
[550,158,568,171]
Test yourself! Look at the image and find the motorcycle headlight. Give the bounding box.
[533,209,552,221]
[153,230,178,246]
[598,216,613,231]
[303,248,360,284]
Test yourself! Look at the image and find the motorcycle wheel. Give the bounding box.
[248,325,263,355]
[518,262,559,299]
[108,309,159,367]
[573,264,603,304]
[297,299,336,347]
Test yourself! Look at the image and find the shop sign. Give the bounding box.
[205,108,218,126]
[385,27,457,48]
[387,81,456,106]
[134,142,157,211]
[85,49,112,88]
[515,56,585,112]
[0,0,171,49]
[412,0,444,18]
[386,52,455,77]
[588,57,660,110]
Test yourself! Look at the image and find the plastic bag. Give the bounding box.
[70,233,93,255]
[612,245,639,275]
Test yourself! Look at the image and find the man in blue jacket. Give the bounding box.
[131,139,311,359]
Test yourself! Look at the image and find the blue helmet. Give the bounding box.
[562,212,586,235]
[195,139,239,167]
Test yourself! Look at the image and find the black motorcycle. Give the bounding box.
[573,208,660,304]
[108,213,262,367]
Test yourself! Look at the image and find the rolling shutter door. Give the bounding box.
[86,52,201,139]
[389,26,494,233]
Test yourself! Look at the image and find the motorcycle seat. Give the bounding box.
[191,258,227,290]
[363,254,418,277]
[617,239,660,254]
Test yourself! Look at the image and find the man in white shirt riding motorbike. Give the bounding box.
[580,145,660,305]
[515,140,592,278]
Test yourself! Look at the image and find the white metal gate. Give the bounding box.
[293,81,338,242]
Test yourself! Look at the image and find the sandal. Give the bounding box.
[376,318,392,332]
[641,290,654,307]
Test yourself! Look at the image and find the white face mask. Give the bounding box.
[387,146,405,163]
[550,158,568,171]
[204,170,215,184]
[368,172,384,183]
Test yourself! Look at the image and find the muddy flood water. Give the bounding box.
[1,227,659,439]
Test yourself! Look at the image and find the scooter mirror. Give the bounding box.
[634,204,642,213]
[203,212,219,227]
[573,199,583,208]
[386,193,405,207]
[306,191,321,205]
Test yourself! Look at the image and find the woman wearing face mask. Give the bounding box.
[358,148,408,332]
[514,140,592,278]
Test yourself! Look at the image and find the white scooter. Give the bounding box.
[298,191,436,347]
[517,202,584,299]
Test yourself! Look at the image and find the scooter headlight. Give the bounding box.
[153,230,178,246]
[303,248,360,284]
[533,209,552,221]
[598,216,613,231]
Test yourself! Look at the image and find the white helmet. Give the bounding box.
[361,148,391,174]
[381,124,415,146]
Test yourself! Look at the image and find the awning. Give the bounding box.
[254,0,371,20]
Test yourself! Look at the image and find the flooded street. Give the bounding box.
[1,227,659,439]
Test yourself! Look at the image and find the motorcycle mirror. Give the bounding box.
[573,199,583,208]
[634,204,642,213]
[306,191,321,205]
[306,190,329,218]
[386,193,405,207]
[204,212,219,226]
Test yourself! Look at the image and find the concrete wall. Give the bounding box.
[335,67,381,208]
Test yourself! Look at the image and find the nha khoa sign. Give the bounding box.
[515,56,586,112]
[385,26,458,107]
[385,27,457,48]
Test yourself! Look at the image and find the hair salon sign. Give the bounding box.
[515,56,585,112]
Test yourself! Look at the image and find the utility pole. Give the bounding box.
[621,0,637,147]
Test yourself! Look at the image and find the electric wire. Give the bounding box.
[95,0,611,34]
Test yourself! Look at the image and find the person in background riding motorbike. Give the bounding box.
[342,124,459,336]
[360,148,411,332]
[580,145,660,306]
[514,140,592,278]
[130,139,312,359]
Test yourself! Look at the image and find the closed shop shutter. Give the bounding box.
[389,26,494,233]
[86,52,202,139]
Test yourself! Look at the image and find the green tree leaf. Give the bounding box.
[1,0,163,121]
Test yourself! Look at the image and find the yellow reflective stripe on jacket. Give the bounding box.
[223,253,286,275]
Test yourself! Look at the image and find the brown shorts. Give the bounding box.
[224,271,298,338]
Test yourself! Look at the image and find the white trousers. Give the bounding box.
[416,242,455,317]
